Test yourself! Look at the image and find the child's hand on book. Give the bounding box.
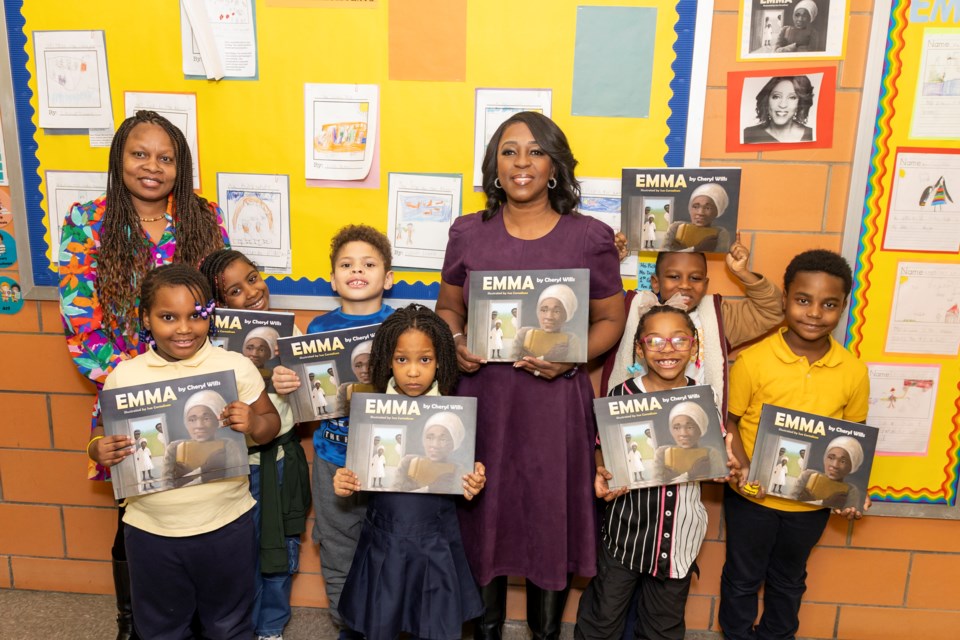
[462,462,486,500]
[594,466,629,501]
[272,365,300,395]
[220,401,255,435]
[614,232,628,262]
[833,495,870,521]
[89,435,134,467]
[333,467,360,497]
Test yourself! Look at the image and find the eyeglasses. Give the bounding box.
[640,335,695,351]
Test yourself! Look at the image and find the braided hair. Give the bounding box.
[370,304,459,395]
[199,249,259,304]
[138,264,215,328]
[98,110,224,339]
[635,305,698,350]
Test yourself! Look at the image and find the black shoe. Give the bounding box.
[527,578,571,640]
[474,576,507,640]
[112,560,139,640]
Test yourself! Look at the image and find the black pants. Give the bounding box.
[576,544,692,640]
[718,486,829,640]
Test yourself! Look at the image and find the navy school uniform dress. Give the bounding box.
[338,491,483,640]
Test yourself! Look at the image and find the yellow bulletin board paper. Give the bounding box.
[845,2,960,511]
[4,0,704,303]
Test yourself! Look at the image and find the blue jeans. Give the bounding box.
[250,459,301,637]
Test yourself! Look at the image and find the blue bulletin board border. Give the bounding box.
[5,0,701,301]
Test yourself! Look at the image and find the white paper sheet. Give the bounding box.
[33,30,113,129]
[867,363,939,456]
[387,173,462,270]
[884,150,960,252]
[911,30,960,140]
[578,177,636,278]
[886,261,960,355]
[304,84,379,181]
[45,171,108,264]
[124,92,201,190]
[472,89,552,187]
[217,173,292,274]
[180,0,257,79]
[88,127,114,148]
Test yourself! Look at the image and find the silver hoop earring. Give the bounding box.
[548,177,558,189]
[494,178,502,189]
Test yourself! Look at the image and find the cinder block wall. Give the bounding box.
[5,1,956,638]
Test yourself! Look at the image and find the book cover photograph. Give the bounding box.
[100,371,248,500]
[621,168,742,254]
[466,269,589,363]
[747,404,879,510]
[277,323,380,423]
[209,308,296,393]
[346,393,478,495]
[594,385,728,490]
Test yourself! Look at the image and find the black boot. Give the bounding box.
[473,576,507,640]
[526,578,572,640]
[112,560,139,640]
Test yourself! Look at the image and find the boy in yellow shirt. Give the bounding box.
[721,249,870,640]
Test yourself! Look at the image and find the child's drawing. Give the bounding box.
[226,190,281,249]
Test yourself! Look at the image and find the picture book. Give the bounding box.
[594,385,728,489]
[100,370,248,500]
[467,269,589,363]
[210,308,296,393]
[277,323,380,423]
[747,404,878,510]
[346,393,477,495]
[621,168,742,254]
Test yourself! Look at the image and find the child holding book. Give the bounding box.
[576,305,728,640]
[89,263,279,639]
[271,224,395,635]
[333,304,486,640]
[607,240,784,419]
[200,247,311,640]
[720,249,870,640]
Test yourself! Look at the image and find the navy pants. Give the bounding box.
[718,486,829,640]
[125,510,256,640]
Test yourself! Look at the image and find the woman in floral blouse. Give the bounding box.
[57,110,227,640]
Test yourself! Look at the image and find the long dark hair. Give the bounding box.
[754,76,815,125]
[199,249,259,304]
[480,111,580,220]
[99,110,224,339]
[370,304,459,395]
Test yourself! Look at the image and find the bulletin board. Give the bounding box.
[2,0,711,307]
[842,0,960,518]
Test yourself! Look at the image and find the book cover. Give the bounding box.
[210,308,296,393]
[621,168,742,254]
[277,323,381,423]
[747,404,879,509]
[346,393,477,495]
[594,385,728,489]
[100,370,248,500]
[467,269,590,363]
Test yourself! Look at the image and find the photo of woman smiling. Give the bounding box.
[742,75,816,144]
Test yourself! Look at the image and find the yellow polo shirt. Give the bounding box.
[104,340,264,536]
[728,328,870,512]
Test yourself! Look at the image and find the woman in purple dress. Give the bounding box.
[437,111,625,639]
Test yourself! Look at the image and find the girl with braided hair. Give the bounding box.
[58,110,228,640]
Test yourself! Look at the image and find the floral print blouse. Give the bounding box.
[58,194,228,479]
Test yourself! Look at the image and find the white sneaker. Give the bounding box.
[257,636,282,640]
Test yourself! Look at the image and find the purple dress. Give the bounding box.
[442,210,622,590]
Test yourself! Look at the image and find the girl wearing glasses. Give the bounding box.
[576,305,732,640]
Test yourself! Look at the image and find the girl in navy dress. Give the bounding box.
[333,304,487,640]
